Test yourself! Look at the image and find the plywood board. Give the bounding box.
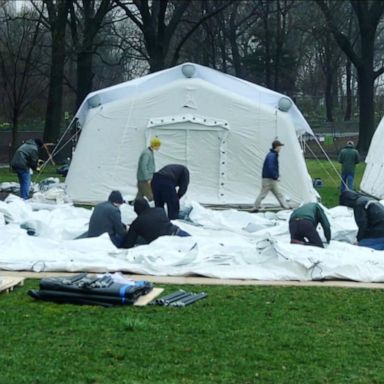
[134,287,164,306]
[0,277,25,293]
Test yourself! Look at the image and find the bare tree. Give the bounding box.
[316,0,384,151]
[31,0,71,143]
[0,5,46,152]
[69,0,116,108]
[114,0,232,73]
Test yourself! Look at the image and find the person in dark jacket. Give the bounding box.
[151,164,190,219]
[252,140,290,212]
[88,190,127,248]
[10,138,43,199]
[339,190,384,250]
[123,198,190,248]
[338,140,360,192]
[289,202,331,248]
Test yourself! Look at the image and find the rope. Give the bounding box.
[33,129,80,183]
[304,137,347,189]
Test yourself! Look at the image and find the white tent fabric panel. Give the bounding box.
[361,117,384,199]
[66,77,317,205]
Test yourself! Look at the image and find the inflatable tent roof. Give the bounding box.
[65,63,317,205]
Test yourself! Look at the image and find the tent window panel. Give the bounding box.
[149,129,187,166]
[186,130,222,196]
[148,124,223,198]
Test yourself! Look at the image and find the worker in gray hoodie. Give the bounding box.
[339,190,384,250]
[88,191,127,248]
[10,138,43,199]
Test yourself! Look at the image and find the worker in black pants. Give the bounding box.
[151,164,190,220]
[289,202,331,248]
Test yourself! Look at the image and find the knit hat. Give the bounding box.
[108,190,125,204]
[150,137,161,148]
[34,138,44,148]
[134,198,150,215]
[272,140,284,149]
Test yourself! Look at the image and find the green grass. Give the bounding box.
[0,165,63,184]
[306,159,365,207]
[0,160,378,384]
[1,281,384,383]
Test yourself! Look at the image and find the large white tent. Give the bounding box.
[65,63,317,206]
[361,116,384,199]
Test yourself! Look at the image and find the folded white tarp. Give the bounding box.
[1,195,384,282]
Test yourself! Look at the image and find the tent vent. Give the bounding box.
[278,97,292,112]
[181,64,196,78]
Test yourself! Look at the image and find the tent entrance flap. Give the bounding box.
[148,116,229,201]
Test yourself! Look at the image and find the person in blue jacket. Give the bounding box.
[252,140,290,212]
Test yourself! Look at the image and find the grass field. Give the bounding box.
[1,160,380,384]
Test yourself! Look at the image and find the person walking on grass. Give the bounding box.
[338,140,360,192]
[136,137,161,201]
[251,140,290,212]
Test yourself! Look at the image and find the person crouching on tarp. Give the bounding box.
[289,202,331,248]
[88,190,127,248]
[122,198,190,248]
[339,190,384,250]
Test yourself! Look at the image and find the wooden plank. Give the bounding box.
[134,287,164,306]
[1,271,384,289]
[0,277,25,293]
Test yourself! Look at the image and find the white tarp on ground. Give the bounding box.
[1,195,384,282]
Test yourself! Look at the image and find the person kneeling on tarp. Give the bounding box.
[122,198,190,248]
[88,190,127,248]
[289,202,331,248]
[339,190,384,250]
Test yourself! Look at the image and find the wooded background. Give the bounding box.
[1,0,384,154]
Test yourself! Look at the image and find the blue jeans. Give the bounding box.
[174,228,191,237]
[110,233,125,248]
[341,173,354,192]
[16,170,31,200]
[359,237,384,250]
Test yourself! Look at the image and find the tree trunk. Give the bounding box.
[357,68,375,152]
[11,111,19,157]
[344,58,352,121]
[76,49,94,109]
[325,71,334,122]
[44,40,66,142]
[148,47,166,73]
[44,0,69,143]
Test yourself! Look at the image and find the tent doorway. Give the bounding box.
[148,118,229,201]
